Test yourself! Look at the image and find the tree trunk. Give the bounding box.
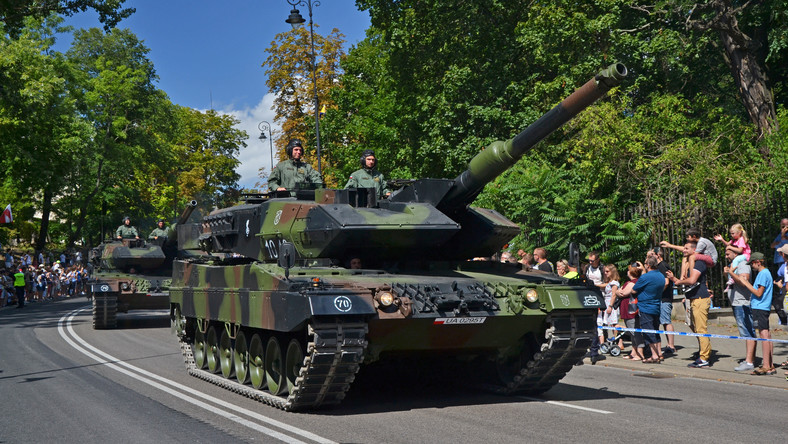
[36,187,53,250]
[68,158,104,247]
[718,29,778,145]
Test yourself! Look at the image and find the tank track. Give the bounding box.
[179,320,368,411]
[494,312,595,395]
[92,294,118,329]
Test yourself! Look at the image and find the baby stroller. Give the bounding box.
[599,328,625,356]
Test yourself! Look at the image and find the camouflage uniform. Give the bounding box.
[148,227,169,240]
[269,159,323,190]
[115,224,139,239]
[345,168,389,198]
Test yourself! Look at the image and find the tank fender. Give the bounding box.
[541,286,603,311]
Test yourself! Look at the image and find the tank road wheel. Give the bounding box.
[193,328,207,370]
[264,336,286,396]
[234,330,249,385]
[219,329,234,379]
[206,326,221,374]
[285,339,305,394]
[249,334,266,390]
[92,294,117,329]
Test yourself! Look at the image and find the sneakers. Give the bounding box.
[734,362,754,372]
[688,359,710,368]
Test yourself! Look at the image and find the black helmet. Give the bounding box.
[122,216,130,223]
[286,139,303,158]
[360,149,376,168]
[157,218,165,224]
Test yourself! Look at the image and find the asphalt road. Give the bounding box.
[1,298,785,443]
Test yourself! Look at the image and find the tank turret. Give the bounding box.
[192,63,626,264]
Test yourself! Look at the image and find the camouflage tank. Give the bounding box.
[170,63,627,411]
[90,201,198,329]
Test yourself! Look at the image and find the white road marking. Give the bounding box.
[518,396,614,414]
[58,308,336,444]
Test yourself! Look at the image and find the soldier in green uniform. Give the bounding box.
[115,216,140,240]
[148,219,169,241]
[345,149,390,198]
[268,139,323,192]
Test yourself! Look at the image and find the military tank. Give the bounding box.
[90,201,198,329]
[170,63,627,411]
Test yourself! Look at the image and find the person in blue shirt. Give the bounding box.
[628,256,666,363]
[728,252,775,375]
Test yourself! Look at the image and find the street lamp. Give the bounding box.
[285,0,322,175]
[258,121,274,173]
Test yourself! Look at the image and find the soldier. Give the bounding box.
[148,219,169,241]
[268,139,323,192]
[115,216,140,240]
[345,149,390,198]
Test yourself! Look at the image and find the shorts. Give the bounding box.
[660,302,673,325]
[751,309,770,331]
[638,311,660,345]
[732,305,756,338]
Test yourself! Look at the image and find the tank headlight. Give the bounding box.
[525,289,539,303]
[377,291,394,307]
[120,282,130,291]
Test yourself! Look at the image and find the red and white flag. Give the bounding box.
[0,204,12,223]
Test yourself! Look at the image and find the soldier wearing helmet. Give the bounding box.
[115,216,140,240]
[148,219,169,241]
[268,139,323,192]
[345,149,390,198]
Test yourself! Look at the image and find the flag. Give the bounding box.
[0,204,11,224]
[319,104,326,117]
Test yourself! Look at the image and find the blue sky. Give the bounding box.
[57,0,371,188]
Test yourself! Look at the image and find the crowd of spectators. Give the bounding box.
[500,217,788,376]
[1,249,89,308]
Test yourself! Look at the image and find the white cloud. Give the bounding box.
[221,94,280,190]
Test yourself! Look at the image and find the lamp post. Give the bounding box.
[258,121,274,173]
[285,0,322,175]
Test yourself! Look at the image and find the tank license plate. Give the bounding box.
[434,317,486,325]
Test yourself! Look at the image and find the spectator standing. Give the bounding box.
[770,218,788,270]
[668,241,713,368]
[649,247,676,355]
[586,252,604,289]
[13,267,26,308]
[533,248,554,273]
[601,264,622,350]
[555,260,569,277]
[722,248,757,372]
[617,264,645,361]
[629,256,665,363]
[728,252,775,375]
[4,250,13,269]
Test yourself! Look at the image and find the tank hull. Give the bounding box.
[169,260,601,410]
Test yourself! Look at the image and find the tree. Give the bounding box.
[0,0,134,36]
[263,24,345,185]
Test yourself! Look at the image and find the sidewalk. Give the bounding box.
[585,313,788,390]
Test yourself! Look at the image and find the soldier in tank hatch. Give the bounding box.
[149,219,169,241]
[268,139,323,192]
[345,149,390,199]
[115,216,140,240]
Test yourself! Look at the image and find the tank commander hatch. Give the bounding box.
[115,216,140,240]
[344,149,390,199]
[268,139,323,192]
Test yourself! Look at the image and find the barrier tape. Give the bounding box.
[600,325,788,344]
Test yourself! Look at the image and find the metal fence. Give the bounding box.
[630,191,788,307]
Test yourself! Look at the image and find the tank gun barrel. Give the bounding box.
[439,63,627,211]
[178,200,198,225]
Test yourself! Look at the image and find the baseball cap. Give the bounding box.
[747,252,765,263]
[777,245,788,255]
